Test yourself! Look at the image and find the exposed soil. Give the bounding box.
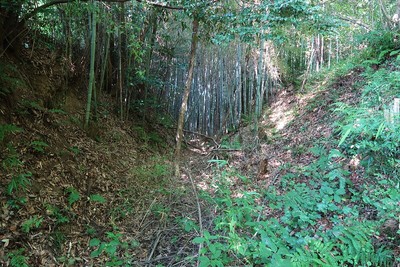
[0,47,196,266]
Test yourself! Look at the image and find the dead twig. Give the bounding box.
[138,198,157,230]
[184,167,203,267]
[212,148,241,152]
[183,130,219,146]
[147,230,162,265]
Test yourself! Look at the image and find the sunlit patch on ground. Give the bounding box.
[268,90,296,130]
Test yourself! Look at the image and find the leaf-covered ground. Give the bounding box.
[0,48,195,266]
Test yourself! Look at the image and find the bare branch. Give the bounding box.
[334,14,371,31]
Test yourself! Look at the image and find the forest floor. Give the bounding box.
[0,47,194,266]
[185,67,364,197]
[1,45,399,266]
[171,67,375,265]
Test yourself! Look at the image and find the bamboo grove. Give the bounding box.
[1,0,399,136]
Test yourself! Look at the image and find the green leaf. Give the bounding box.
[328,149,344,158]
[89,238,101,247]
[342,206,352,214]
[203,230,211,239]
[375,122,385,139]
[389,49,400,56]
[198,256,211,267]
[378,49,391,61]
[338,126,353,146]
[309,146,325,156]
[105,243,118,256]
[89,194,106,203]
[336,188,346,195]
[0,124,22,142]
[67,187,80,206]
[90,243,105,258]
[271,256,294,267]
[265,237,278,252]
[192,237,205,244]
[211,259,224,267]
[211,246,221,258]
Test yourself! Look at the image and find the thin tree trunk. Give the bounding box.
[328,38,332,68]
[174,19,199,176]
[118,2,124,120]
[218,47,224,131]
[396,0,400,27]
[236,41,242,126]
[320,35,324,69]
[256,37,264,117]
[243,46,248,115]
[143,9,158,121]
[315,36,320,72]
[301,41,315,92]
[336,35,339,63]
[85,1,97,129]
[378,0,393,28]
[100,31,110,93]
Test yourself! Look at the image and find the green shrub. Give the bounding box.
[333,67,400,179]
[188,160,396,266]
[0,124,22,144]
[7,248,29,267]
[30,140,49,153]
[89,231,136,266]
[21,215,43,233]
[355,29,400,64]
[6,172,32,195]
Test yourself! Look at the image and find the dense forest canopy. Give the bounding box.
[0,0,345,133]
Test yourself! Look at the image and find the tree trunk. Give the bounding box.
[84,1,97,129]
[394,0,400,27]
[328,38,332,68]
[174,18,199,176]
[256,37,264,117]
[100,31,110,93]
[243,46,248,115]
[236,42,242,125]
[142,9,158,121]
[118,2,124,120]
[0,2,23,55]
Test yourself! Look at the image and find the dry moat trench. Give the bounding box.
[1,48,399,266]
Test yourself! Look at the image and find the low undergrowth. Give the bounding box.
[186,32,400,267]
[189,155,398,266]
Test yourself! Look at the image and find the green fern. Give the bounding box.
[335,225,376,266]
[291,244,333,267]
[0,124,22,143]
[7,248,29,267]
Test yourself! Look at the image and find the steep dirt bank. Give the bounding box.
[183,61,399,265]
[185,74,363,190]
[0,48,189,266]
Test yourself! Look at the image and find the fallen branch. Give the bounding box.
[212,148,242,152]
[183,130,219,146]
[147,230,162,263]
[184,168,203,267]
[138,198,157,230]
